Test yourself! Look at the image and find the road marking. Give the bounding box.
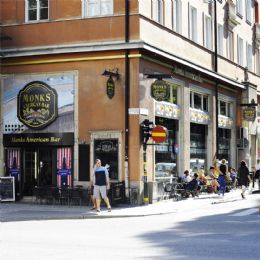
[230,208,259,216]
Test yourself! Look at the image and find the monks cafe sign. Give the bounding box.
[17,81,58,129]
[151,80,170,102]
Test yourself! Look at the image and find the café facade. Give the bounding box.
[1,47,254,203]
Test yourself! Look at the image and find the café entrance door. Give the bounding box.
[22,147,56,196]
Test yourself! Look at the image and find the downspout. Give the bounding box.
[125,0,130,200]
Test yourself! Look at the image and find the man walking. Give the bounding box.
[237,160,252,199]
[93,159,111,212]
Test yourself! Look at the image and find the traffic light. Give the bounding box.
[140,119,154,144]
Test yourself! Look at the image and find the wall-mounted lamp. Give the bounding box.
[102,68,120,80]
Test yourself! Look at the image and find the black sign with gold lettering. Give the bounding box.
[107,76,115,99]
[151,80,170,101]
[3,133,74,147]
[17,81,58,129]
[243,107,256,121]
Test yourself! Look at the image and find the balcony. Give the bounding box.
[227,0,240,30]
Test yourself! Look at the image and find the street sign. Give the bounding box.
[151,125,168,143]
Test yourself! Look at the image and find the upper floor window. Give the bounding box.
[190,91,208,112]
[152,0,164,24]
[227,30,234,61]
[25,0,48,22]
[219,100,232,117]
[172,0,182,34]
[236,0,243,17]
[204,14,212,50]
[237,36,244,66]
[245,0,252,24]
[189,5,198,43]
[82,0,113,17]
[246,43,252,71]
[217,24,224,56]
[255,48,259,75]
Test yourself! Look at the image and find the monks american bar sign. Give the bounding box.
[17,81,58,129]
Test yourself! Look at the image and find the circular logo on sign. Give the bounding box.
[151,80,170,101]
[17,81,58,129]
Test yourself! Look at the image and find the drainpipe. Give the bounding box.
[125,0,130,200]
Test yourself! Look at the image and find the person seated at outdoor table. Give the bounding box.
[186,173,200,197]
[198,168,207,186]
[182,170,192,187]
[207,166,219,193]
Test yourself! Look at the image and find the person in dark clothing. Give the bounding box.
[237,160,252,199]
[218,159,227,196]
[186,173,199,197]
[92,159,111,212]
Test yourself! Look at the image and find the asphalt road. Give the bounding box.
[1,191,260,260]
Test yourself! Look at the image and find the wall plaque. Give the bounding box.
[243,107,256,121]
[107,76,115,99]
[151,80,170,101]
[17,81,58,129]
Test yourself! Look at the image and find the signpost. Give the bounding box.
[0,177,15,202]
[151,125,168,143]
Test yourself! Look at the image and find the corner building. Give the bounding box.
[1,0,260,203]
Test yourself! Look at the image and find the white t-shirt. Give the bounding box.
[255,163,260,171]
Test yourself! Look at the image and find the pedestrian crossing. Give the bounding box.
[229,208,259,216]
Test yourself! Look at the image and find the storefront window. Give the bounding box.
[218,128,231,162]
[190,91,208,111]
[94,139,118,180]
[155,117,178,182]
[190,123,206,173]
[219,100,232,117]
[166,84,178,104]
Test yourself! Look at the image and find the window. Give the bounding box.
[255,49,259,75]
[172,0,182,33]
[227,30,234,61]
[204,15,212,50]
[245,0,252,24]
[153,0,164,24]
[236,0,243,17]
[217,24,223,55]
[82,0,113,17]
[219,100,232,117]
[237,36,244,66]
[190,91,208,112]
[26,0,48,22]
[189,6,197,43]
[246,43,252,71]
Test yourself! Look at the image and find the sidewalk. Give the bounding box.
[0,189,259,222]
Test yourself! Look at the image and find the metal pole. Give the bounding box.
[143,142,149,205]
[214,0,219,160]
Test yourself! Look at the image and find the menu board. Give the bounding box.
[0,177,15,202]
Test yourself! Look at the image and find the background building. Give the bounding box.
[1,0,260,203]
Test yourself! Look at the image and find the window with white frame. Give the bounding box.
[236,0,243,17]
[82,0,113,17]
[152,0,164,24]
[219,100,232,117]
[246,43,252,71]
[245,0,252,23]
[237,36,244,66]
[255,49,260,75]
[204,14,212,50]
[190,91,208,112]
[25,0,48,22]
[172,0,182,33]
[189,5,197,43]
[227,30,234,61]
[217,24,223,55]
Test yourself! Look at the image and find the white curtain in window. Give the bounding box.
[255,49,259,75]
[173,0,182,33]
[86,0,112,17]
[236,0,242,15]
[217,24,223,55]
[237,37,244,66]
[246,43,252,70]
[190,6,197,42]
[204,15,212,50]
[245,0,252,23]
